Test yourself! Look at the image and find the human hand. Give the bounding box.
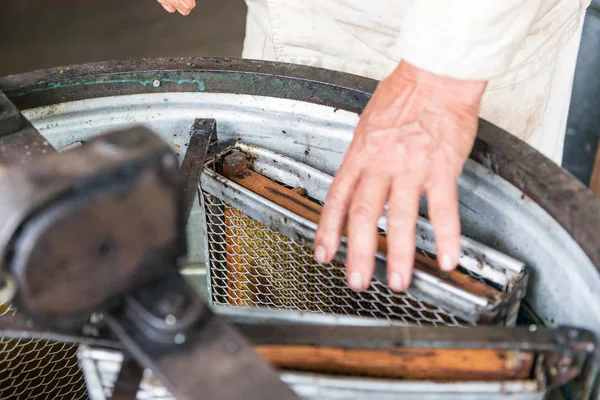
[156,0,195,15]
[314,61,487,292]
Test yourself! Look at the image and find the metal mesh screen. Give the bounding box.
[0,305,88,400]
[78,348,173,400]
[203,193,468,327]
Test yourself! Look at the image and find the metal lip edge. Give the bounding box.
[198,184,216,307]
[233,142,525,288]
[280,371,541,394]
[200,170,491,312]
[0,58,378,96]
[76,346,542,396]
[211,305,409,327]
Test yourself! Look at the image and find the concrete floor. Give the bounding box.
[0,0,247,77]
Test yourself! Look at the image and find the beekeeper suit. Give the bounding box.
[157,0,589,293]
[241,0,587,164]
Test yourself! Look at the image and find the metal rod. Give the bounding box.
[180,118,216,222]
[110,356,144,400]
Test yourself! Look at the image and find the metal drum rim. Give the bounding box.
[0,56,598,271]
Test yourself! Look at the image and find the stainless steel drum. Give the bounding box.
[1,58,599,399]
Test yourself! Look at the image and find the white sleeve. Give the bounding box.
[398,0,543,81]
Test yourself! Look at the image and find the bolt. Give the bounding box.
[226,342,238,354]
[174,333,186,345]
[152,79,161,88]
[529,324,537,332]
[165,314,177,326]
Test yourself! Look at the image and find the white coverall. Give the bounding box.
[242,0,590,164]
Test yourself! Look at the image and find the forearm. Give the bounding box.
[399,0,542,81]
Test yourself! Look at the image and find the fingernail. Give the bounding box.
[389,272,403,292]
[314,245,327,263]
[440,253,455,271]
[349,272,363,291]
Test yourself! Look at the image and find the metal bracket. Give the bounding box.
[105,272,299,400]
[181,118,218,222]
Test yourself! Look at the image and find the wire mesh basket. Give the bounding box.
[0,141,531,400]
[0,305,88,400]
[76,141,538,400]
[200,142,529,327]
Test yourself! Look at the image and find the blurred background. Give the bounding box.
[0,0,246,75]
[0,0,599,187]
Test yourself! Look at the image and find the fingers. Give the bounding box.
[159,2,176,12]
[385,178,422,291]
[345,173,390,291]
[427,174,461,271]
[157,0,193,15]
[173,0,192,15]
[314,156,361,265]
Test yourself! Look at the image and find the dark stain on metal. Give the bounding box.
[265,186,321,215]
[235,170,252,179]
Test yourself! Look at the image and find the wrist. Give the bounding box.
[388,61,487,107]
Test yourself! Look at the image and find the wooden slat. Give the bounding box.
[590,140,600,198]
[221,153,499,299]
[256,345,534,381]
